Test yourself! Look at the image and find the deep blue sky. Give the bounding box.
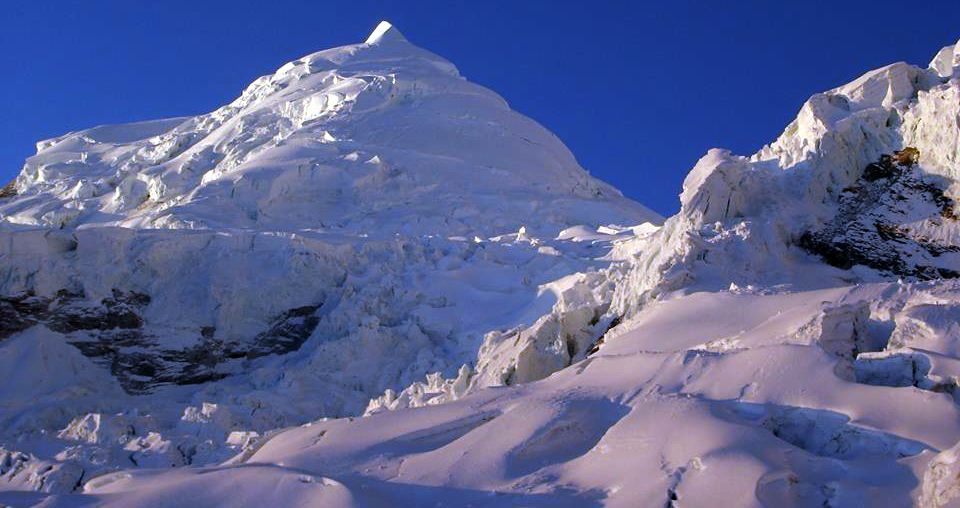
[2,1,959,215]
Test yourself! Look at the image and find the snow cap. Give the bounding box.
[365,21,408,45]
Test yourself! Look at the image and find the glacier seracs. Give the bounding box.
[0,21,660,496]
[5,23,960,508]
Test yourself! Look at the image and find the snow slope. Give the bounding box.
[6,22,960,508]
[44,283,960,507]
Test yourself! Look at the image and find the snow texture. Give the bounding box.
[4,22,960,508]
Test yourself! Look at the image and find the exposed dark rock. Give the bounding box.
[247,304,322,358]
[6,292,52,316]
[893,147,920,167]
[0,287,323,393]
[0,293,49,340]
[0,179,17,199]
[48,291,148,333]
[159,337,231,386]
[586,315,622,356]
[0,298,37,340]
[800,153,960,280]
[862,154,898,182]
[0,301,32,340]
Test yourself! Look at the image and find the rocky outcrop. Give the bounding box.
[799,153,960,280]
[0,287,324,393]
[247,304,322,358]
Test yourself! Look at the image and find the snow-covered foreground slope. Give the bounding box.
[15,283,960,507]
[6,21,960,508]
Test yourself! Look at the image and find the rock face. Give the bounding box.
[799,151,960,280]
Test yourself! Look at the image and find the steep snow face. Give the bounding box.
[0,22,661,495]
[0,21,654,235]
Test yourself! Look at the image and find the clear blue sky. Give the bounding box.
[2,1,959,215]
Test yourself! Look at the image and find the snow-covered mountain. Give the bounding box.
[0,21,652,234]
[5,20,960,508]
[0,21,660,496]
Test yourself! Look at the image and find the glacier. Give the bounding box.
[0,21,660,497]
[4,20,960,508]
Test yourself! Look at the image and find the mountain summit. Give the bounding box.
[365,20,408,45]
[0,21,656,235]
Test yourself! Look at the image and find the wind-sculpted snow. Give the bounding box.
[16,282,960,507]
[5,21,960,508]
